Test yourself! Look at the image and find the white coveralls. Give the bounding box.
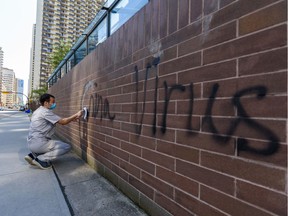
[27,106,71,162]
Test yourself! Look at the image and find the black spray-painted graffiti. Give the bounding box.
[81,57,280,156]
[81,80,115,121]
[134,57,279,156]
[202,84,279,155]
[89,94,115,120]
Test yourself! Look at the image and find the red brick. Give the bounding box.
[203,72,287,98]
[176,130,235,155]
[159,52,202,76]
[156,140,200,164]
[122,83,138,94]
[94,153,113,169]
[201,185,273,216]
[112,146,129,162]
[190,0,203,23]
[235,95,287,118]
[144,1,152,45]
[121,141,142,157]
[156,166,199,197]
[239,1,287,35]
[201,151,286,191]
[129,176,154,199]
[141,171,174,198]
[204,0,219,15]
[175,189,226,216]
[220,0,237,8]
[239,48,287,76]
[112,164,129,181]
[177,98,235,117]
[121,122,137,134]
[151,0,160,41]
[239,142,287,167]
[178,21,237,57]
[159,0,168,38]
[161,46,177,63]
[161,20,202,50]
[155,127,176,143]
[157,114,200,132]
[143,149,175,171]
[178,0,189,29]
[188,60,234,83]
[202,117,286,142]
[158,83,201,101]
[130,155,155,175]
[209,0,277,29]
[132,16,139,53]
[124,21,133,56]
[138,10,145,50]
[114,112,130,122]
[155,192,192,216]
[176,159,235,194]
[106,151,120,166]
[113,129,129,142]
[106,135,121,148]
[236,180,287,215]
[132,47,150,62]
[204,25,287,64]
[130,133,156,150]
[115,56,132,71]
[119,160,141,178]
[168,0,178,34]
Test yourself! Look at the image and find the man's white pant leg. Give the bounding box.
[38,140,71,161]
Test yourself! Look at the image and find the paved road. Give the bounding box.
[0,110,19,118]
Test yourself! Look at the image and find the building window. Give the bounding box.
[110,0,148,34]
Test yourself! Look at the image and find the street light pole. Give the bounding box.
[1,91,30,107]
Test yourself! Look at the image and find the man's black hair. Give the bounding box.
[39,93,55,106]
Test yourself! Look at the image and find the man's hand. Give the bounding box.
[73,110,83,121]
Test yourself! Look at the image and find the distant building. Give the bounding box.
[0,47,3,69]
[29,0,104,95]
[1,68,15,107]
[28,24,37,96]
[0,47,3,105]
[16,78,24,105]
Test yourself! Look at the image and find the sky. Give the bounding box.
[0,0,37,100]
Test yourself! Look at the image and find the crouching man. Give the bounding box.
[25,93,83,170]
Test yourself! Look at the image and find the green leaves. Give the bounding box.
[48,40,72,71]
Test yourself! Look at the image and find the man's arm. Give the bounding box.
[57,110,83,125]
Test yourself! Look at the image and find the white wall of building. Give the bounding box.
[1,68,15,107]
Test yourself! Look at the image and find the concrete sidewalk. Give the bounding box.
[0,111,147,216]
[0,111,70,216]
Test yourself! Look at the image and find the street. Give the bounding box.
[0,110,22,119]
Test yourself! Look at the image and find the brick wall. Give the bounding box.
[49,0,287,215]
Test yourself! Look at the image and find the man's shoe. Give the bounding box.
[24,153,36,165]
[32,158,52,170]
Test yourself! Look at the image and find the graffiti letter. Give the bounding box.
[232,86,279,155]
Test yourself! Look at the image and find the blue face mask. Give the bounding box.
[49,103,56,110]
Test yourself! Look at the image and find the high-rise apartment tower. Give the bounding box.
[29,0,104,94]
[0,47,3,70]
[1,68,15,107]
[0,47,4,105]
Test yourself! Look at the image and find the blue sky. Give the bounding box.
[0,0,37,97]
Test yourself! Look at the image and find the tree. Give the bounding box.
[29,86,48,111]
[30,86,48,100]
[48,40,72,71]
